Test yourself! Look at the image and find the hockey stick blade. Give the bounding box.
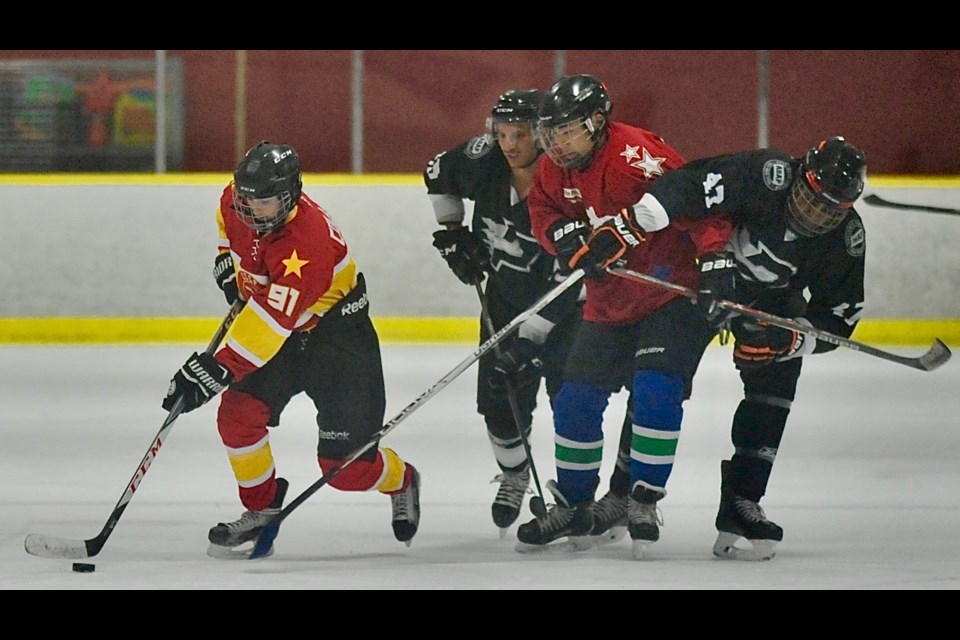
[23,300,245,561]
[862,194,960,216]
[24,533,101,560]
[911,338,952,372]
[608,267,952,372]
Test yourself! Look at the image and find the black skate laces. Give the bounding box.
[593,492,628,524]
[629,500,663,527]
[391,484,416,521]
[491,469,531,508]
[734,497,769,523]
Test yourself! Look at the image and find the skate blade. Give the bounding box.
[712,532,776,561]
[499,527,509,540]
[207,542,274,560]
[631,539,654,560]
[514,535,594,554]
[591,525,627,547]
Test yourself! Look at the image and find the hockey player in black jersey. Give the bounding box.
[598,136,868,560]
[424,89,591,535]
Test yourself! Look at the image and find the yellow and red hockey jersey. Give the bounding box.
[213,184,357,381]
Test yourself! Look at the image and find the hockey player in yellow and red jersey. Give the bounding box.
[162,141,420,558]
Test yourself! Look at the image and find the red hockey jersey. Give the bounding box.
[213,186,358,381]
[529,122,731,325]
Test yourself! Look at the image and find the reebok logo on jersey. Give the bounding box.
[562,187,583,203]
[318,429,350,441]
[340,291,368,316]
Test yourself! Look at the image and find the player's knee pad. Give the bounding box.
[319,453,384,492]
[217,389,271,448]
[631,370,684,431]
[319,448,406,493]
[483,411,531,442]
[732,395,790,453]
[553,380,609,443]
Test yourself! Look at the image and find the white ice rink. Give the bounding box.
[2,341,959,590]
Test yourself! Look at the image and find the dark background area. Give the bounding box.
[1,50,957,174]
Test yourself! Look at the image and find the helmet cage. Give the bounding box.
[786,173,852,237]
[786,137,865,237]
[232,142,302,233]
[536,74,611,170]
[233,190,296,233]
[537,115,601,169]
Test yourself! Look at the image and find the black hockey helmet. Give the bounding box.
[787,136,866,237]
[536,74,613,170]
[232,141,303,233]
[490,89,544,127]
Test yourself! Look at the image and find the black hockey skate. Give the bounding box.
[590,490,628,546]
[712,461,782,561]
[515,480,593,553]
[207,477,289,559]
[491,466,531,536]
[391,464,421,546]
[590,463,629,545]
[627,483,665,560]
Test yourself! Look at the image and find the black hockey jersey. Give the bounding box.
[647,149,866,351]
[424,135,573,318]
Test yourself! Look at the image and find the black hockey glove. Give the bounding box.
[489,337,543,390]
[548,219,589,275]
[162,351,233,414]
[213,252,239,306]
[432,226,488,286]
[695,251,737,331]
[731,318,806,371]
[570,210,644,279]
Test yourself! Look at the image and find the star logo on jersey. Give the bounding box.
[620,144,641,163]
[631,148,666,178]
[282,249,309,278]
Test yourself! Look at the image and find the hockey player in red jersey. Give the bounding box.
[162,141,420,558]
[518,74,734,559]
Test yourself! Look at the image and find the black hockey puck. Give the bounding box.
[72,562,95,573]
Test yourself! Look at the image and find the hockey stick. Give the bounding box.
[862,194,960,216]
[474,278,547,520]
[608,266,951,372]
[24,300,246,560]
[248,268,587,559]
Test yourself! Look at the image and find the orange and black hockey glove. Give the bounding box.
[547,219,589,276]
[569,210,644,279]
[731,318,806,371]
